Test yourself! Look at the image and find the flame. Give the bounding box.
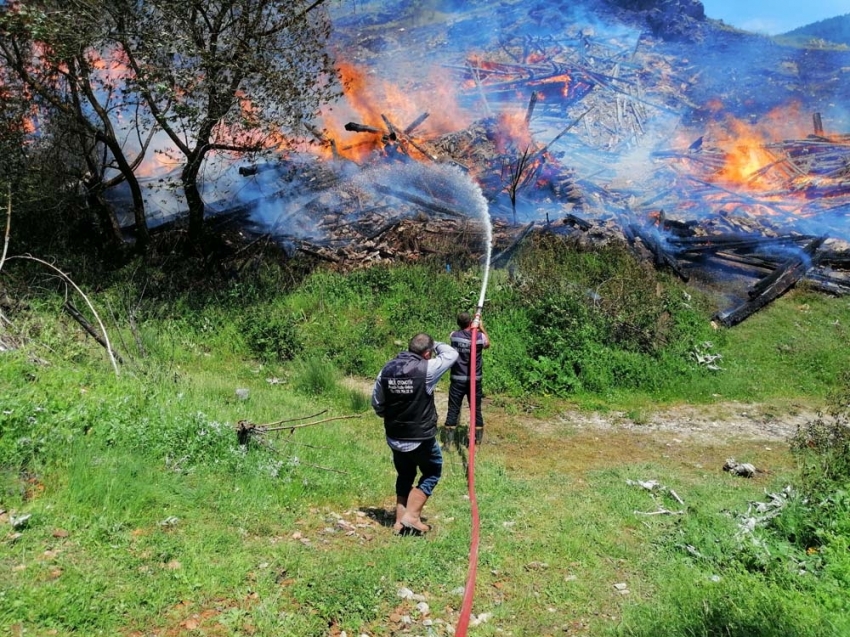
[87,47,131,81]
[707,103,813,188]
[311,60,471,164]
[495,110,533,153]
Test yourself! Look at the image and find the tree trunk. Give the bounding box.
[183,148,207,248]
[102,135,149,250]
[86,187,125,250]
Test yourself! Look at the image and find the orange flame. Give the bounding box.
[707,103,813,188]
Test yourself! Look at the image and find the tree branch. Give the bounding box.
[0,185,10,274]
[6,255,120,376]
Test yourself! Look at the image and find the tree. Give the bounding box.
[0,0,155,249]
[0,62,28,188]
[112,0,340,247]
[1,0,340,255]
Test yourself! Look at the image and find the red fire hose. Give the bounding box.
[455,312,483,636]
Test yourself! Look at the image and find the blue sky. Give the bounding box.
[701,0,849,34]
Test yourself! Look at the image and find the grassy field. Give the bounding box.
[2,250,850,636]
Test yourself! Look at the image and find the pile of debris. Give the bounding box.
[221,1,850,326]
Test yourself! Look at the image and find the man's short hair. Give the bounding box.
[457,312,472,329]
[409,333,434,355]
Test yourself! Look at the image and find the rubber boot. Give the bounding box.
[400,487,431,534]
[440,426,456,449]
[474,427,484,445]
[393,495,407,535]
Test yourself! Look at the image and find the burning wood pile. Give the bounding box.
[222,2,850,326]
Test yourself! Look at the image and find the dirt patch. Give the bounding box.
[550,401,814,443]
[345,376,815,444]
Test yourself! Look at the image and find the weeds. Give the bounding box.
[789,371,850,497]
[3,238,850,635]
[293,356,339,396]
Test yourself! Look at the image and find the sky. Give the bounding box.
[701,0,849,35]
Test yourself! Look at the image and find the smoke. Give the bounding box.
[100,0,850,254]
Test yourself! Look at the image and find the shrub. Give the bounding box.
[293,357,339,396]
[503,234,716,396]
[789,371,850,497]
[241,307,301,362]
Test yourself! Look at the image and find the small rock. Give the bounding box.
[336,519,357,532]
[524,561,548,570]
[235,388,250,400]
[416,601,430,615]
[10,514,31,530]
[469,612,492,627]
[723,458,757,478]
[397,587,414,599]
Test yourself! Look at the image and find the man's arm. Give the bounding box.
[425,342,458,393]
[477,319,491,349]
[371,371,385,416]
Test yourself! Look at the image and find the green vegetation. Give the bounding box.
[2,240,850,635]
[776,13,850,49]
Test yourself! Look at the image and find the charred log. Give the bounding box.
[716,237,826,327]
[344,122,384,134]
[629,222,689,281]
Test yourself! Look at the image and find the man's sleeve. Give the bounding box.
[425,342,459,393]
[372,372,385,416]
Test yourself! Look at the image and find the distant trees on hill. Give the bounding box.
[783,13,850,47]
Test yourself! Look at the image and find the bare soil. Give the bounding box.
[347,376,814,459]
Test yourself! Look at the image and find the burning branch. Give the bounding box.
[502,146,542,223]
[715,237,826,327]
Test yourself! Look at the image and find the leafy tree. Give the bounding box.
[0,0,154,249]
[1,0,340,254]
[0,62,28,188]
[112,0,340,246]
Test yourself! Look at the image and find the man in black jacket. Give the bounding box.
[442,312,490,447]
[372,333,458,534]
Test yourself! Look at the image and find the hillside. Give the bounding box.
[780,13,850,48]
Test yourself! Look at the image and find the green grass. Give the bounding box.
[2,246,850,635]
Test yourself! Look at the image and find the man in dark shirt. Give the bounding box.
[372,333,458,534]
[442,312,490,447]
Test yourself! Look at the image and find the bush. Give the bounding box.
[789,372,850,498]
[293,357,339,396]
[241,307,301,362]
[503,234,716,396]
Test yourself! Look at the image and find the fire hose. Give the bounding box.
[454,308,482,636]
[455,248,491,634]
